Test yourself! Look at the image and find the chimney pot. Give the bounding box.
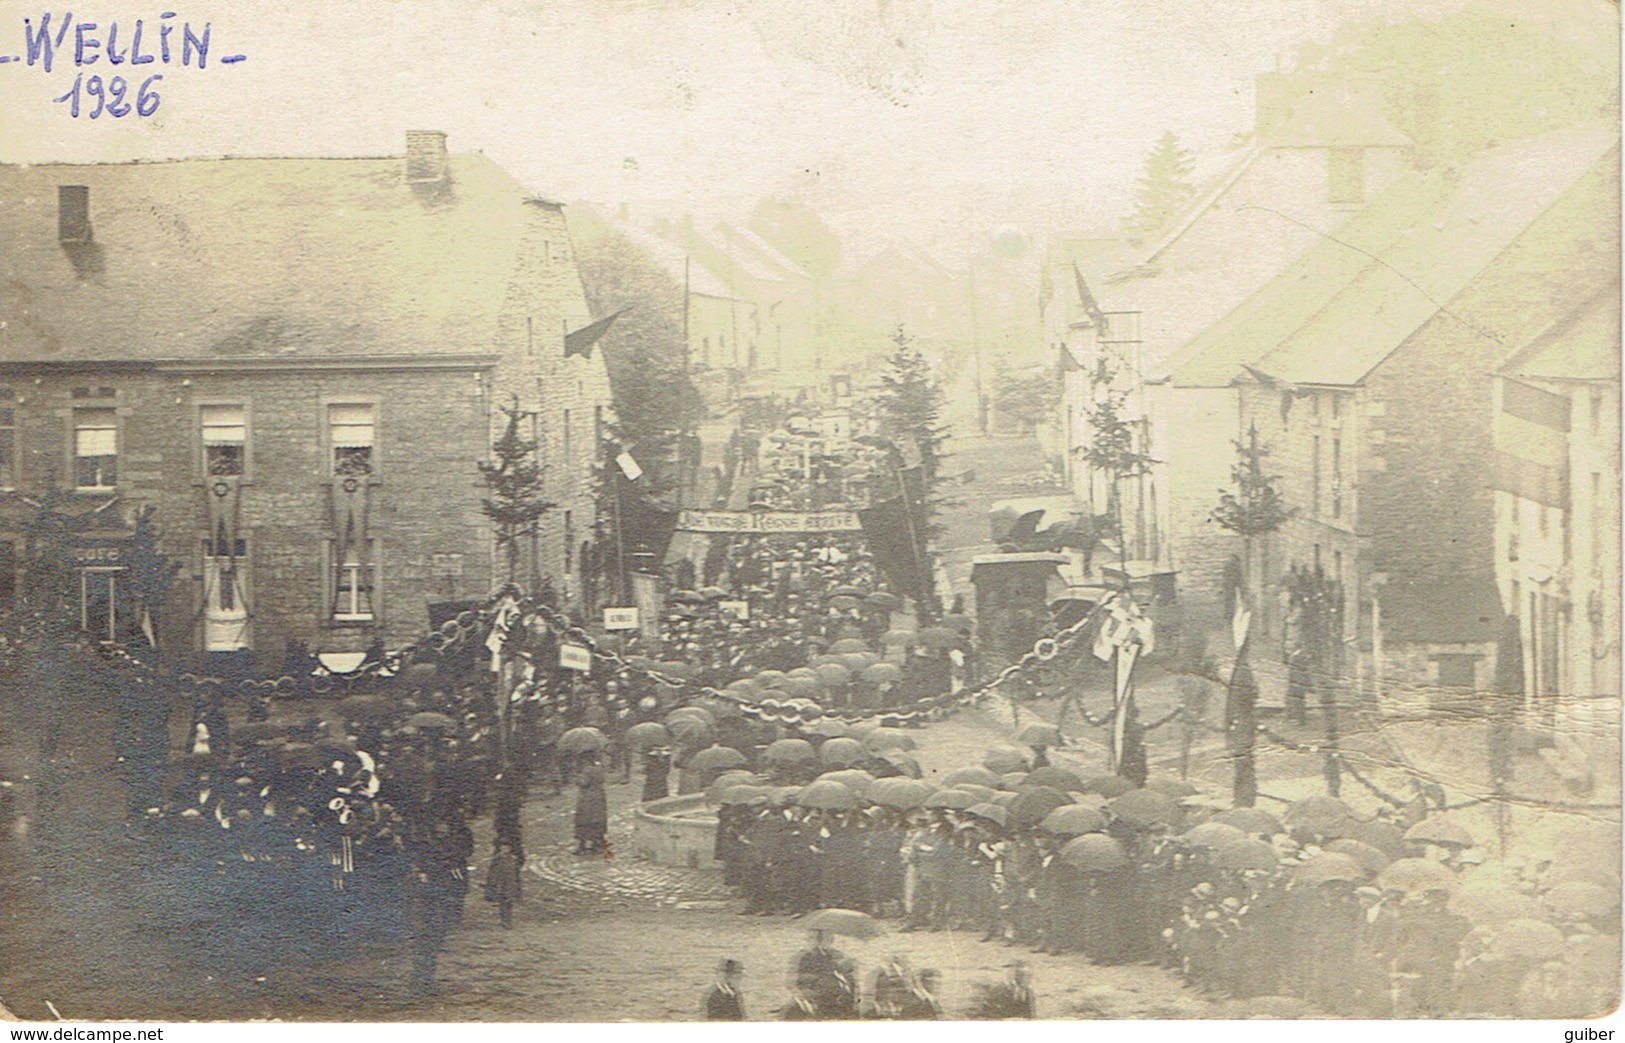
[405,130,448,182]
[59,185,92,243]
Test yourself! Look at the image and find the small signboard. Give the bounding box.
[718,600,750,620]
[603,606,640,631]
[559,643,592,673]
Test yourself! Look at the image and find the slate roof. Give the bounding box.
[0,152,555,362]
[1499,284,1622,384]
[1164,122,1620,388]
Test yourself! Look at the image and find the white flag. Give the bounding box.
[616,451,644,481]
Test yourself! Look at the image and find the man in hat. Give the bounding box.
[704,958,747,1020]
[793,929,858,1019]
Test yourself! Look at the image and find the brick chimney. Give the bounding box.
[405,130,448,182]
[58,185,92,242]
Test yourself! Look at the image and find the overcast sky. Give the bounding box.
[0,0,1611,263]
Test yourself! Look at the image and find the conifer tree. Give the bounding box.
[1123,131,1197,243]
[479,398,557,586]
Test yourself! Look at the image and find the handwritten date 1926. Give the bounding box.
[53,72,162,118]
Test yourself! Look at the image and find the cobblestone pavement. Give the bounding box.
[526,806,735,904]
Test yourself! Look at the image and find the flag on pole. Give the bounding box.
[616,451,644,481]
[564,309,629,359]
[1072,263,1107,329]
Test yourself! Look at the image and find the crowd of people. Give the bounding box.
[695,739,1621,1019]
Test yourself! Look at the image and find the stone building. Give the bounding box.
[1493,286,1622,717]
[0,133,614,665]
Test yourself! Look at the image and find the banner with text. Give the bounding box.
[676,509,863,534]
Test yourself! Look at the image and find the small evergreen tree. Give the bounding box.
[875,326,949,487]
[1078,390,1157,584]
[1123,131,1197,243]
[479,398,557,586]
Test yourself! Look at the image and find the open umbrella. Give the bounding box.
[764,738,817,764]
[1181,821,1249,850]
[796,780,859,810]
[1213,838,1280,873]
[1007,787,1072,828]
[861,662,903,685]
[1404,817,1475,851]
[952,783,1000,803]
[698,586,728,600]
[670,589,705,603]
[829,638,869,654]
[839,653,875,674]
[983,746,1031,775]
[1082,775,1135,799]
[782,678,821,699]
[1017,723,1063,747]
[1543,881,1619,919]
[690,745,749,773]
[1060,833,1128,872]
[1377,857,1458,896]
[786,667,820,680]
[918,627,959,650]
[802,908,885,939]
[829,586,868,600]
[1210,807,1285,838]
[801,718,852,739]
[1039,805,1108,836]
[865,592,902,611]
[624,721,672,750]
[755,670,790,688]
[406,711,456,730]
[966,802,1010,828]
[819,737,868,768]
[1024,766,1084,792]
[878,751,923,778]
[1326,838,1392,876]
[863,727,916,752]
[1105,789,1182,830]
[1343,819,1407,859]
[943,766,1002,789]
[714,784,771,807]
[868,778,934,809]
[666,706,716,727]
[1284,795,1360,843]
[830,596,862,612]
[999,772,1029,790]
[666,716,712,744]
[558,726,608,754]
[880,629,919,647]
[818,769,877,796]
[1293,851,1367,886]
[1449,884,1545,926]
[1489,919,1567,961]
[815,663,853,688]
[925,789,978,810]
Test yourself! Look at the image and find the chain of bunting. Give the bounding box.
[105,587,1130,732]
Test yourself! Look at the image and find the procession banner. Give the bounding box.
[559,643,593,673]
[631,571,663,643]
[603,607,640,631]
[676,509,863,534]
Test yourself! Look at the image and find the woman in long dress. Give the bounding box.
[574,754,609,854]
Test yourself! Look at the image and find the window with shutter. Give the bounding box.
[74,408,117,490]
[201,404,246,477]
[329,403,376,477]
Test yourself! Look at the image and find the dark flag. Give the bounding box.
[1225,639,1259,808]
[564,309,629,359]
[615,476,679,566]
[1072,262,1107,329]
[858,466,932,607]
